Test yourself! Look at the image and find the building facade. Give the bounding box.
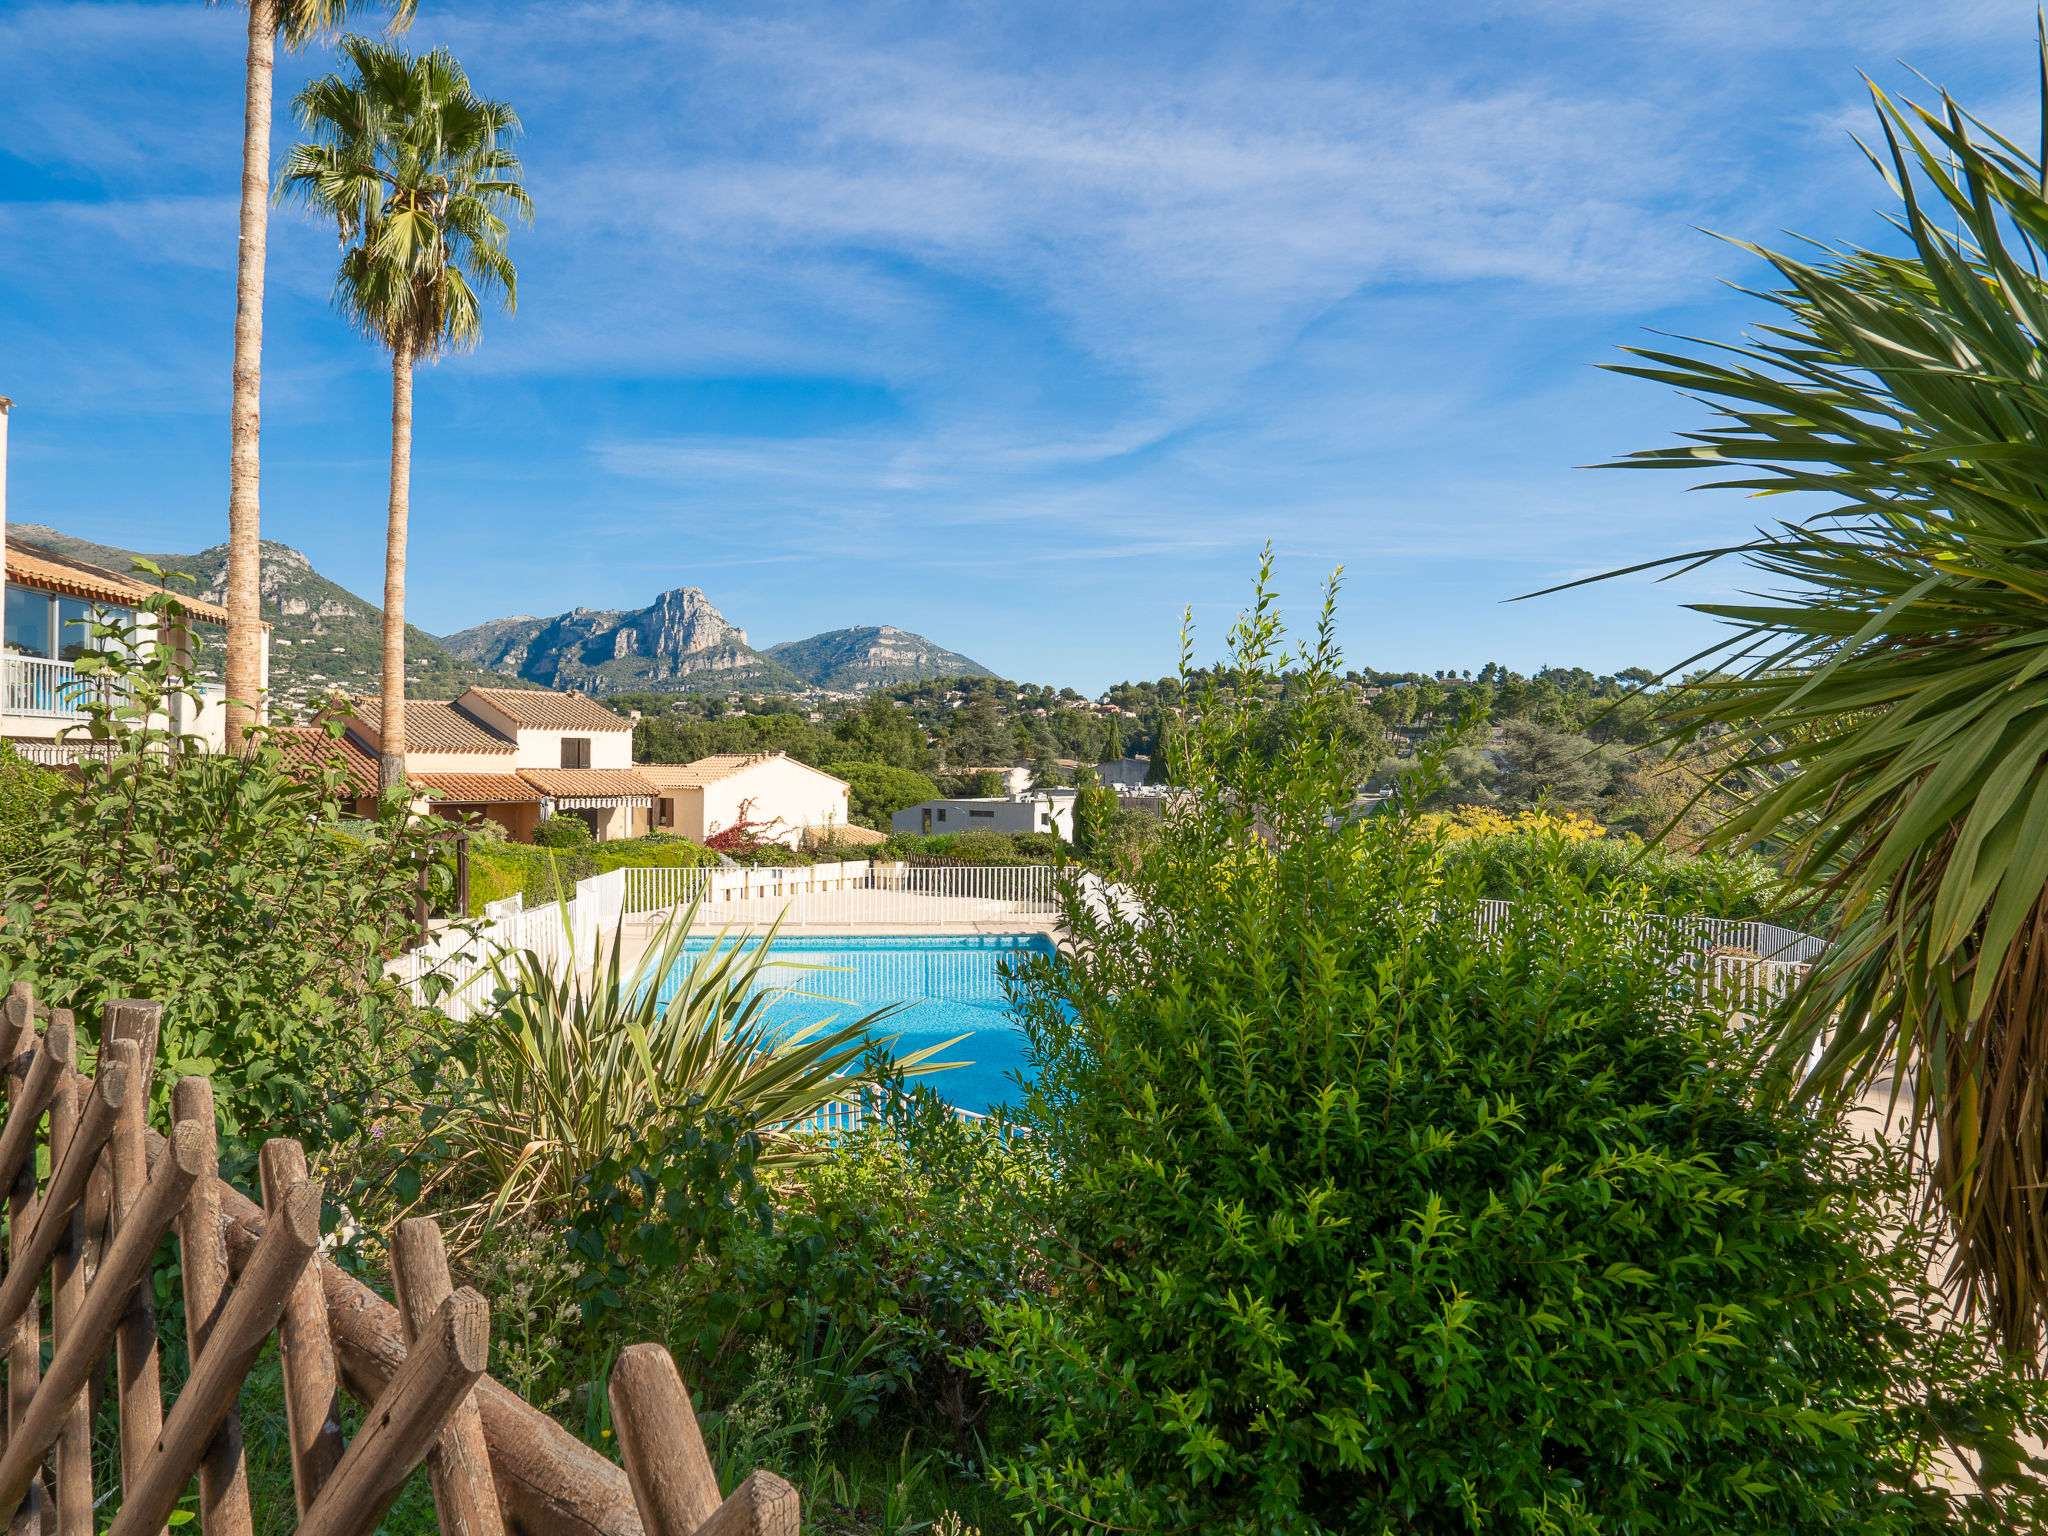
[322,686,652,841]
[637,752,854,848]
[893,791,1074,840]
[2,538,266,760]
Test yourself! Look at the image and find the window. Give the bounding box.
[560,737,591,770]
[970,809,995,819]
[57,600,95,662]
[5,590,51,659]
[5,593,134,661]
[936,808,947,822]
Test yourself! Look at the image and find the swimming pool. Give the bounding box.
[659,934,1053,1113]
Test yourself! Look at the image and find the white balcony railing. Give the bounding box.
[5,656,99,718]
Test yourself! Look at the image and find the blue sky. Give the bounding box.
[1,1,2039,691]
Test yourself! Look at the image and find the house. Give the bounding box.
[322,686,653,841]
[1093,757,1152,789]
[270,726,382,816]
[636,752,853,849]
[893,791,1074,840]
[2,536,266,760]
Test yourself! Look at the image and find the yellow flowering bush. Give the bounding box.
[1421,806,1605,842]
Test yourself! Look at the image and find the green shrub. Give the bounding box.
[0,589,439,1164]
[566,1080,1048,1450]
[464,851,526,914]
[836,762,940,830]
[0,745,62,874]
[467,844,594,912]
[587,835,721,874]
[972,565,2048,1535]
[1443,827,1789,920]
[947,829,1018,862]
[533,812,591,849]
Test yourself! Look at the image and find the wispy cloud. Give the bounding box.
[3,0,2037,684]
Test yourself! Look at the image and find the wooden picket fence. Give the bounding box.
[0,983,795,1536]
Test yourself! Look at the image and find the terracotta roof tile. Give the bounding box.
[517,767,658,799]
[344,696,514,755]
[5,541,236,628]
[463,687,629,732]
[413,772,544,804]
[635,752,781,789]
[269,726,380,798]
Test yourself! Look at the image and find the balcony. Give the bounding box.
[4,656,109,718]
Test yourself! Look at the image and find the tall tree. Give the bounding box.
[281,38,529,788]
[1556,29,2048,1351]
[215,0,413,747]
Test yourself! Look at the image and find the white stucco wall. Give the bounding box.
[457,693,632,770]
[698,758,853,847]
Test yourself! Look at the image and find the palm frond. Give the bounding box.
[1572,34,2048,1355]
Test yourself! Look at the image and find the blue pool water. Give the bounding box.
[658,934,1053,1113]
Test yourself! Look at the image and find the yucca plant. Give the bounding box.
[1551,28,2048,1353]
[434,904,957,1229]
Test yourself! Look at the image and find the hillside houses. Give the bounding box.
[296,687,860,849]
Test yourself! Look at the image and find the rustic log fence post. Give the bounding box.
[294,1289,491,1536]
[108,1003,167,1513]
[0,1119,208,1516]
[261,1139,344,1512]
[49,1070,92,1532]
[172,1075,255,1536]
[103,1176,324,1536]
[608,1344,720,1536]
[391,1217,505,1536]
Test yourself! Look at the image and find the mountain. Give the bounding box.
[441,587,804,695]
[764,626,995,691]
[9,525,538,714]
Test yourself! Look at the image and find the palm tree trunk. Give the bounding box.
[379,338,414,792]
[223,0,278,750]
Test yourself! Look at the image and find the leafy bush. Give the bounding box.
[0,745,62,874]
[972,564,2048,1535]
[837,762,940,830]
[567,1078,1049,1455]
[0,588,437,1162]
[587,835,720,874]
[1439,815,1790,921]
[947,829,1018,862]
[465,844,593,914]
[533,811,591,848]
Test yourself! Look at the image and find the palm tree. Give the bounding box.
[280,38,530,789]
[214,0,414,748]
[1550,27,2048,1352]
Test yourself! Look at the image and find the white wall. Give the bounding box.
[700,758,853,848]
[457,692,632,770]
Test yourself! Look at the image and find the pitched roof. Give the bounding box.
[517,768,659,799]
[462,687,629,732]
[413,772,544,804]
[344,696,514,755]
[5,540,236,629]
[634,751,846,790]
[269,726,380,798]
[802,823,887,848]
